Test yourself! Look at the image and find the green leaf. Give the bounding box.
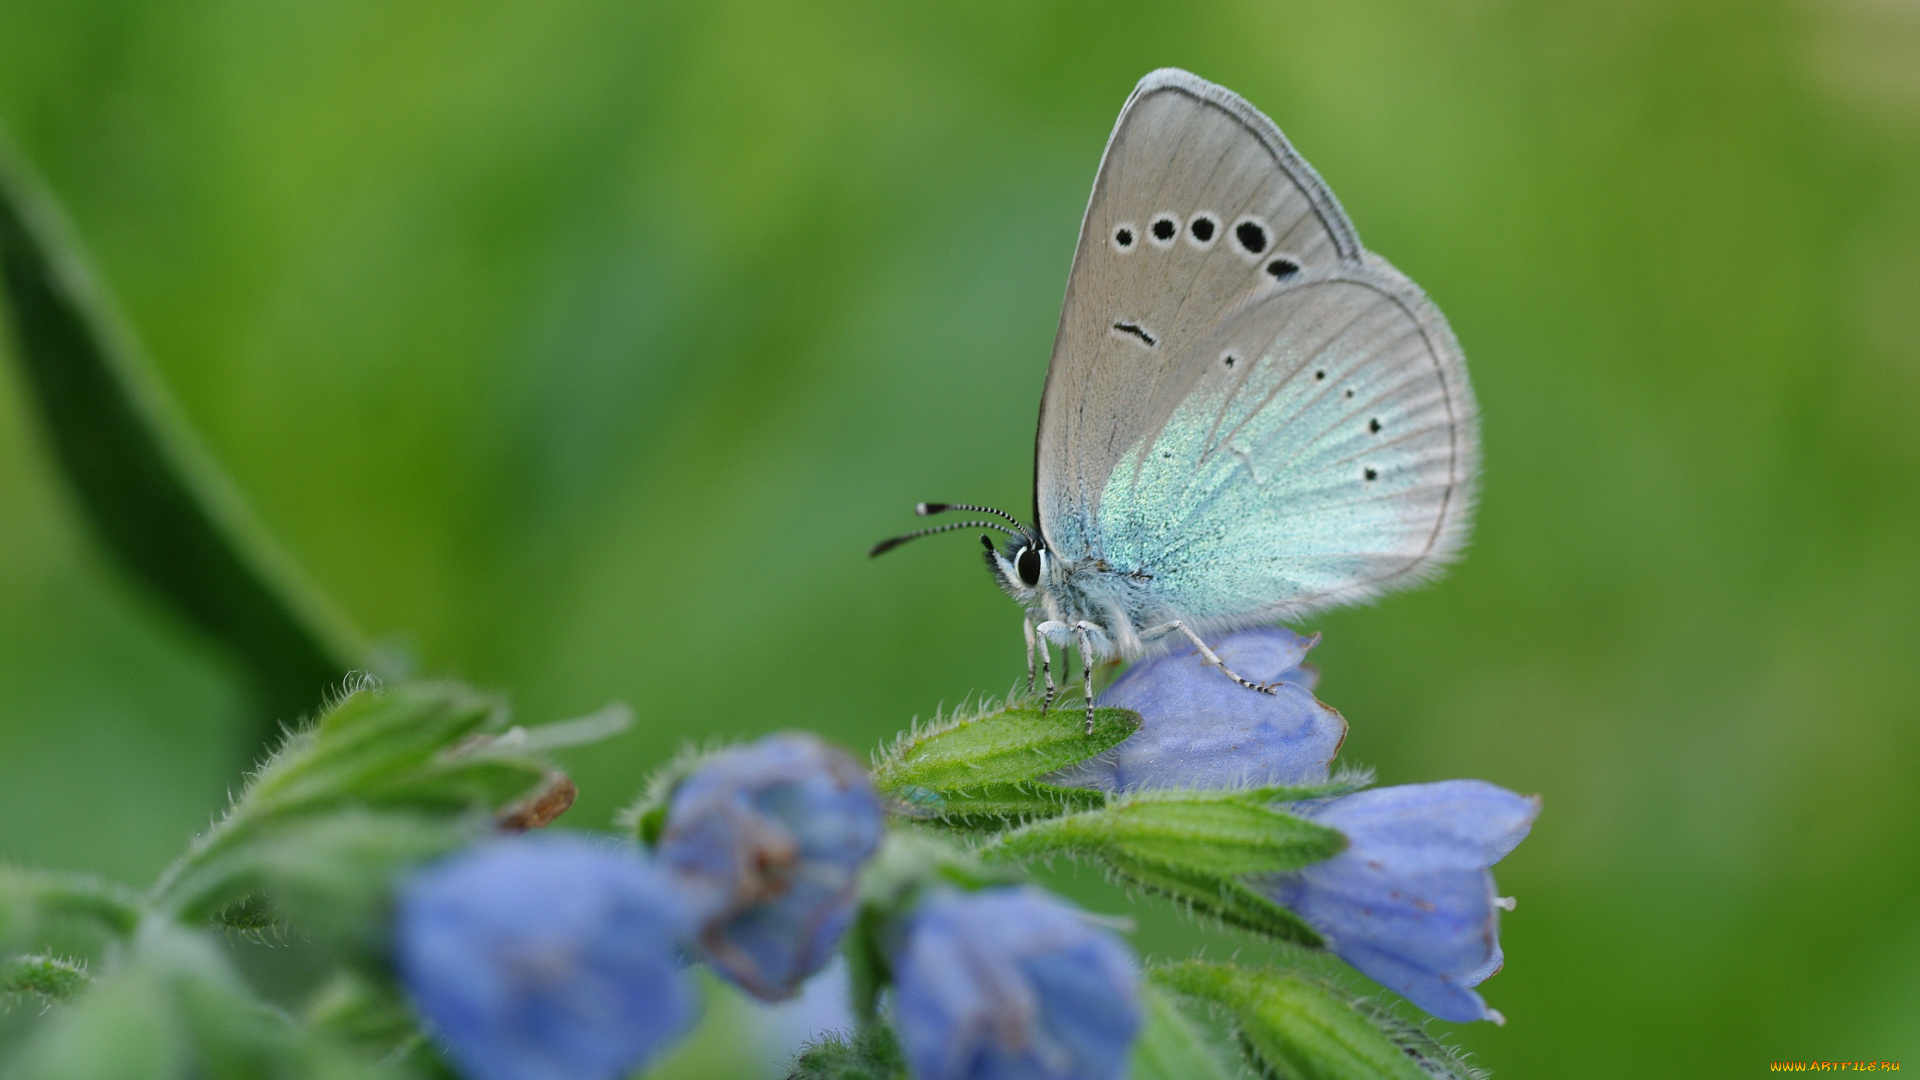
[783,1024,908,1080]
[148,683,551,916]
[304,972,430,1067]
[0,143,360,759]
[0,922,400,1080]
[617,741,710,847]
[165,810,474,953]
[239,684,508,819]
[1131,980,1241,1080]
[1095,852,1325,946]
[1000,797,1344,877]
[0,866,141,951]
[883,781,1107,829]
[982,797,1342,945]
[1152,961,1451,1080]
[874,706,1139,793]
[0,954,90,1006]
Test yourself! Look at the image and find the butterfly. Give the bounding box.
[873,69,1479,730]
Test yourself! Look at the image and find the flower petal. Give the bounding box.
[658,733,884,1001]
[894,886,1140,1080]
[1264,781,1539,1024]
[1051,628,1343,793]
[395,834,699,1080]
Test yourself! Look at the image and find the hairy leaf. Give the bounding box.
[784,1024,907,1080]
[883,781,1106,828]
[988,797,1345,877]
[0,953,91,1005]
[0,865,142,951]
[875,706,1139,792]
[1154,961,1455,1080]
[1131,980,1242,1080]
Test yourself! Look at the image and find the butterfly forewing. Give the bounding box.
[1036,69,1361,557]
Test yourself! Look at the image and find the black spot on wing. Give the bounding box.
[1112,321,1158,347]
[1235,220,1269,254]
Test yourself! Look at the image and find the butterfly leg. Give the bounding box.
[1139,621,1280,695]
[1023,617,1038,696]
[1075,624,1098,734]
[1034,620,1074,713]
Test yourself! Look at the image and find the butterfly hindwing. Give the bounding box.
[1097,258,1478,625]
[1035,69,1361,558]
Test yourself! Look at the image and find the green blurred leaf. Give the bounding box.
[1154,961,1457,1080]
[167,810,474,954]
[0,142,361,757]
[0,953,90,1006]
[304,971,438,1071]
[873,706,1139,793]
[783,1024,907,1080]
[0,922,399,1080]
[1131,980,1241,1080]
[0,866,141,952]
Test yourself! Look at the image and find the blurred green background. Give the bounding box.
[1,0,1916,1075]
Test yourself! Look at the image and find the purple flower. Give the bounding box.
[1264,780,1539,1023]
[657,732,883,1001]
[1050,627,1343,792]
[894,886,1140,1080]
[394,833,698,1080]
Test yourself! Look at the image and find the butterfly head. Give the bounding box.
[982,531,1049,602]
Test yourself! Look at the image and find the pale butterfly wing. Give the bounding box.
[1035,68,1478,625]
[1036,68,1361,557]
[1098,257,1477,626]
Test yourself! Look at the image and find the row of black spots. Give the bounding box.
[1112,214,1275,259]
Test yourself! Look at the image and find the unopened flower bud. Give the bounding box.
[658,732,883,1001]
[395,834,698,1080]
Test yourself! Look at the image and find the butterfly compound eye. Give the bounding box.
[1016,546,1042,588]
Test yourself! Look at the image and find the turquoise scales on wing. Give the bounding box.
[1094,267,1473,627]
